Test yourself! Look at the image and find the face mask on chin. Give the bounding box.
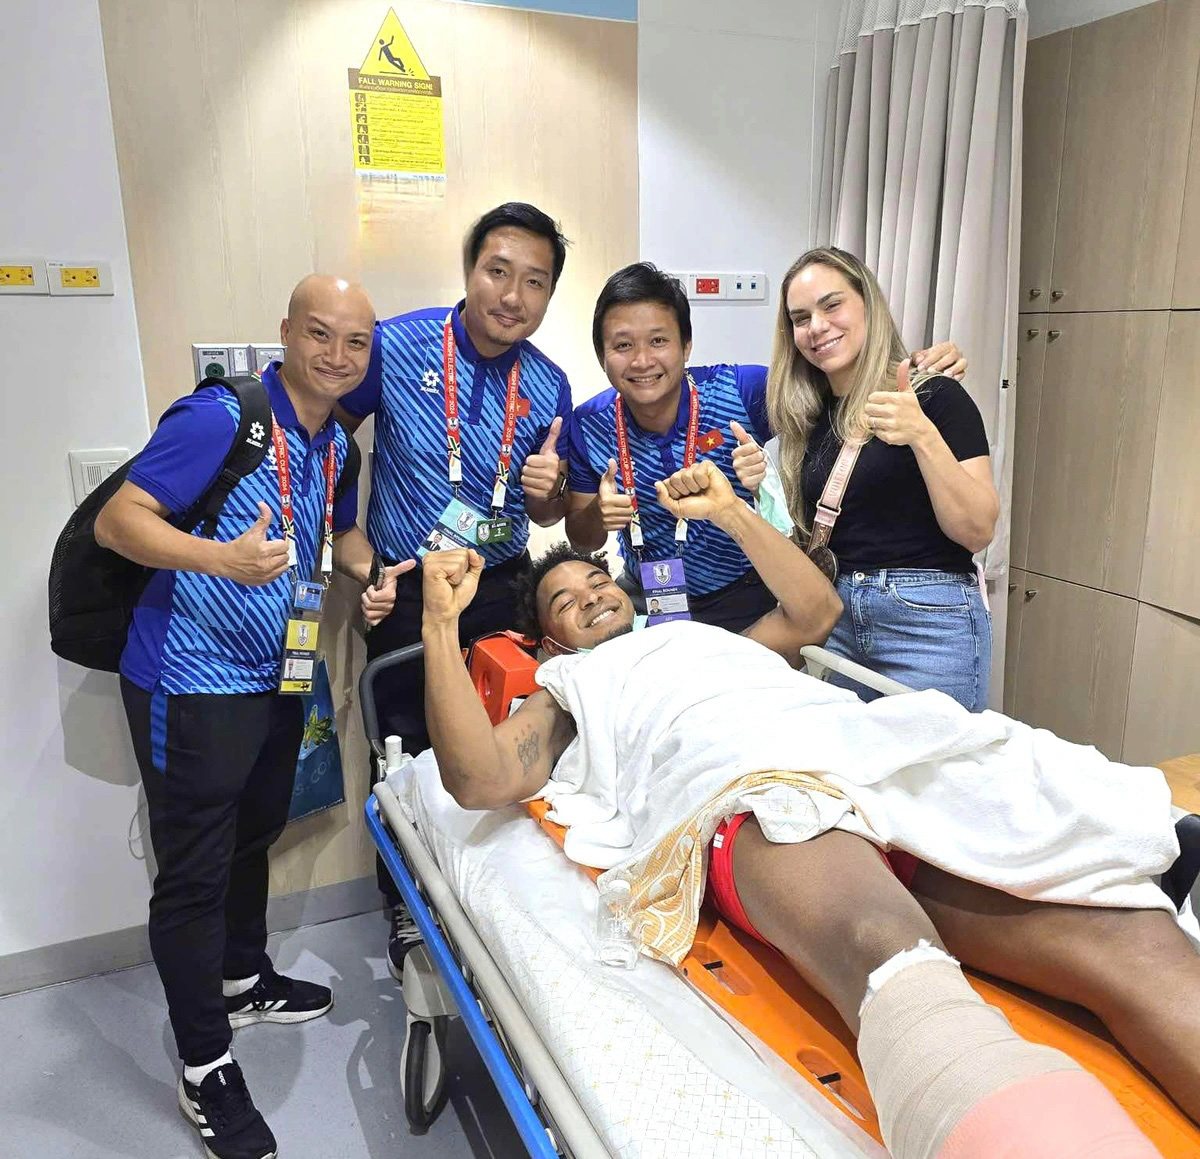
[544,614,648,656]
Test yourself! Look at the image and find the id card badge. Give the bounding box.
[640,557,691,625]
[278,617,320,695]
[475,517,513,546]
[417,496,484,558]
[292,579,325,614]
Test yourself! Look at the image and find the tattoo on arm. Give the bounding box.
[516,727,541,775]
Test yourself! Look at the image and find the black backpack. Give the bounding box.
[48,376,361,673]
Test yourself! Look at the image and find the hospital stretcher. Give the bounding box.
[362,633,1200,1157]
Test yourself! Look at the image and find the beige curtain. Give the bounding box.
[817,0,1027,700]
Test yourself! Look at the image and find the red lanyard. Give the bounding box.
[442,313,522,514]
[271,418,337,581]
[613,372,700,549]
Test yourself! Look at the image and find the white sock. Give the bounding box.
[183,1051,233,1086]
[222,973,259,998]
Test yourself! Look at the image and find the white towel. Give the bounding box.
[535,620,1182,918]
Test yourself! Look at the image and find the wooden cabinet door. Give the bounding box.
[1010,319,1048,572]
[1013,573,1137,759]
[1050,1,1200,312]
[1018,32,1070,310]
[1123,602,1200,767]
[1024,313,1167,596]
[1140,312,1200,620]
[1004,567,1027,717]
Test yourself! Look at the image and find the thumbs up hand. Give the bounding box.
[596,458,635,531]
[729,420,767,496]
[361,559,416,626]
[519,416,566,503]
[864,357,935,447]
[222,501,291,586]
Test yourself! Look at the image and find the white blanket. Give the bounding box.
[535,620,1183,919]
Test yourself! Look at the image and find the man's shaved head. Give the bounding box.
[278,274,377,414]
[286,274,375,328]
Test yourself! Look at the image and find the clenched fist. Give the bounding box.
[421,548,484,626]
[654,461,739,528]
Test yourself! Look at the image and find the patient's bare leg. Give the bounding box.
[910,862,1200,1122]
[730,821,943,1032]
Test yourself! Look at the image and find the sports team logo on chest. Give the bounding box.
[422,369,441,393]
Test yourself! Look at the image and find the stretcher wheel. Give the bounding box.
[402,1016,448,1132]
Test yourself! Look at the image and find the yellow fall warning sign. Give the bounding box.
[348,9,444,181]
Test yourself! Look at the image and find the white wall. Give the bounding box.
[637,0,844,364]
[0,1,153,959]
[1027,0,1157,38]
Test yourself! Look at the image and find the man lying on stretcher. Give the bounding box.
[420,460,1200,1159]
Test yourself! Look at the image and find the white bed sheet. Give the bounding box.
[389,753,888,1159]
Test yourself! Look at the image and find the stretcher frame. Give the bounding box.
[361,640,921,1156]
[363,640,1200,1156]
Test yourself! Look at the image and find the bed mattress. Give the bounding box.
[388,753,887,1159]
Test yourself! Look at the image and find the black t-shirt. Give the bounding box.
[800,376,989,573]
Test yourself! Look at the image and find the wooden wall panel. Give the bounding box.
[1050,0,1200,312]
[1013,572,1137,760]
[98,0,638,898]
[1024,313,1167,597]
[1017,32,1070,309]
[1003,567,1027,718]
[1010,319,1048,572]
[99,0,638,419]
[1122,603,1200,767]
[1140,312,1200,620]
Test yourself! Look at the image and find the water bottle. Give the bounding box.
[595,878,639,969]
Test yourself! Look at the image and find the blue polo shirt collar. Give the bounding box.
[261,361,338,448]
[450,299,522,376]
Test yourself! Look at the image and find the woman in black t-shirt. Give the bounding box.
[761,247,998,710]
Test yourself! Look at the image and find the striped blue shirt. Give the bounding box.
[567,364,769,596]
[121,364,358,695]
[340,302,573,564]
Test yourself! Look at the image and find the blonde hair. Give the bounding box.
[766,247,933,536]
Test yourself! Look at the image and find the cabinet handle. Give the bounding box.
[1051,289,1064,300]
[1029,287,1043,298]
[1048,329,1061,340]
[1024,589,1039,599]
[1026,328,1040,338]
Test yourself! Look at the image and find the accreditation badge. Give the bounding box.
[417,496,485,558]
[292,579,325,613]
[475,517,514,545]
[278,617,320,695]
[640,557,691,625]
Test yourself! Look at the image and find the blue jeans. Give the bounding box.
[824,568,992,711]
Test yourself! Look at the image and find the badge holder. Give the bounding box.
[418,496,487,557]
[279,580,323,695]
[640,556,691,625]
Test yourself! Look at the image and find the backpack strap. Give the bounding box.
[333,420,361,506]
[183,376,272,538]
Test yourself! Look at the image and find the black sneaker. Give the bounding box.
[177,1061,276,1159]
[226,965,333,1029]
[387,903,423,981]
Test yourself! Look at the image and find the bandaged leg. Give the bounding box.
[857,947,1159,1159]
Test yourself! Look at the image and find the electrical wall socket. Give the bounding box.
[47,260,114,296]
[671,271,768,302]
[250,344,285,373]
[727,272,767,301]
[0,258,49,295]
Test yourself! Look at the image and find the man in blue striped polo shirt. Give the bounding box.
[567,263,779,631]
[567,263,966,632]
[97,276,410,1159]
[336,203,574,972]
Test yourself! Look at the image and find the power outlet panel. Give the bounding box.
[674,271,768,303]
[0,258,49,295]
[47,260,114,296]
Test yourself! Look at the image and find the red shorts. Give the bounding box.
[705,812,921,946]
